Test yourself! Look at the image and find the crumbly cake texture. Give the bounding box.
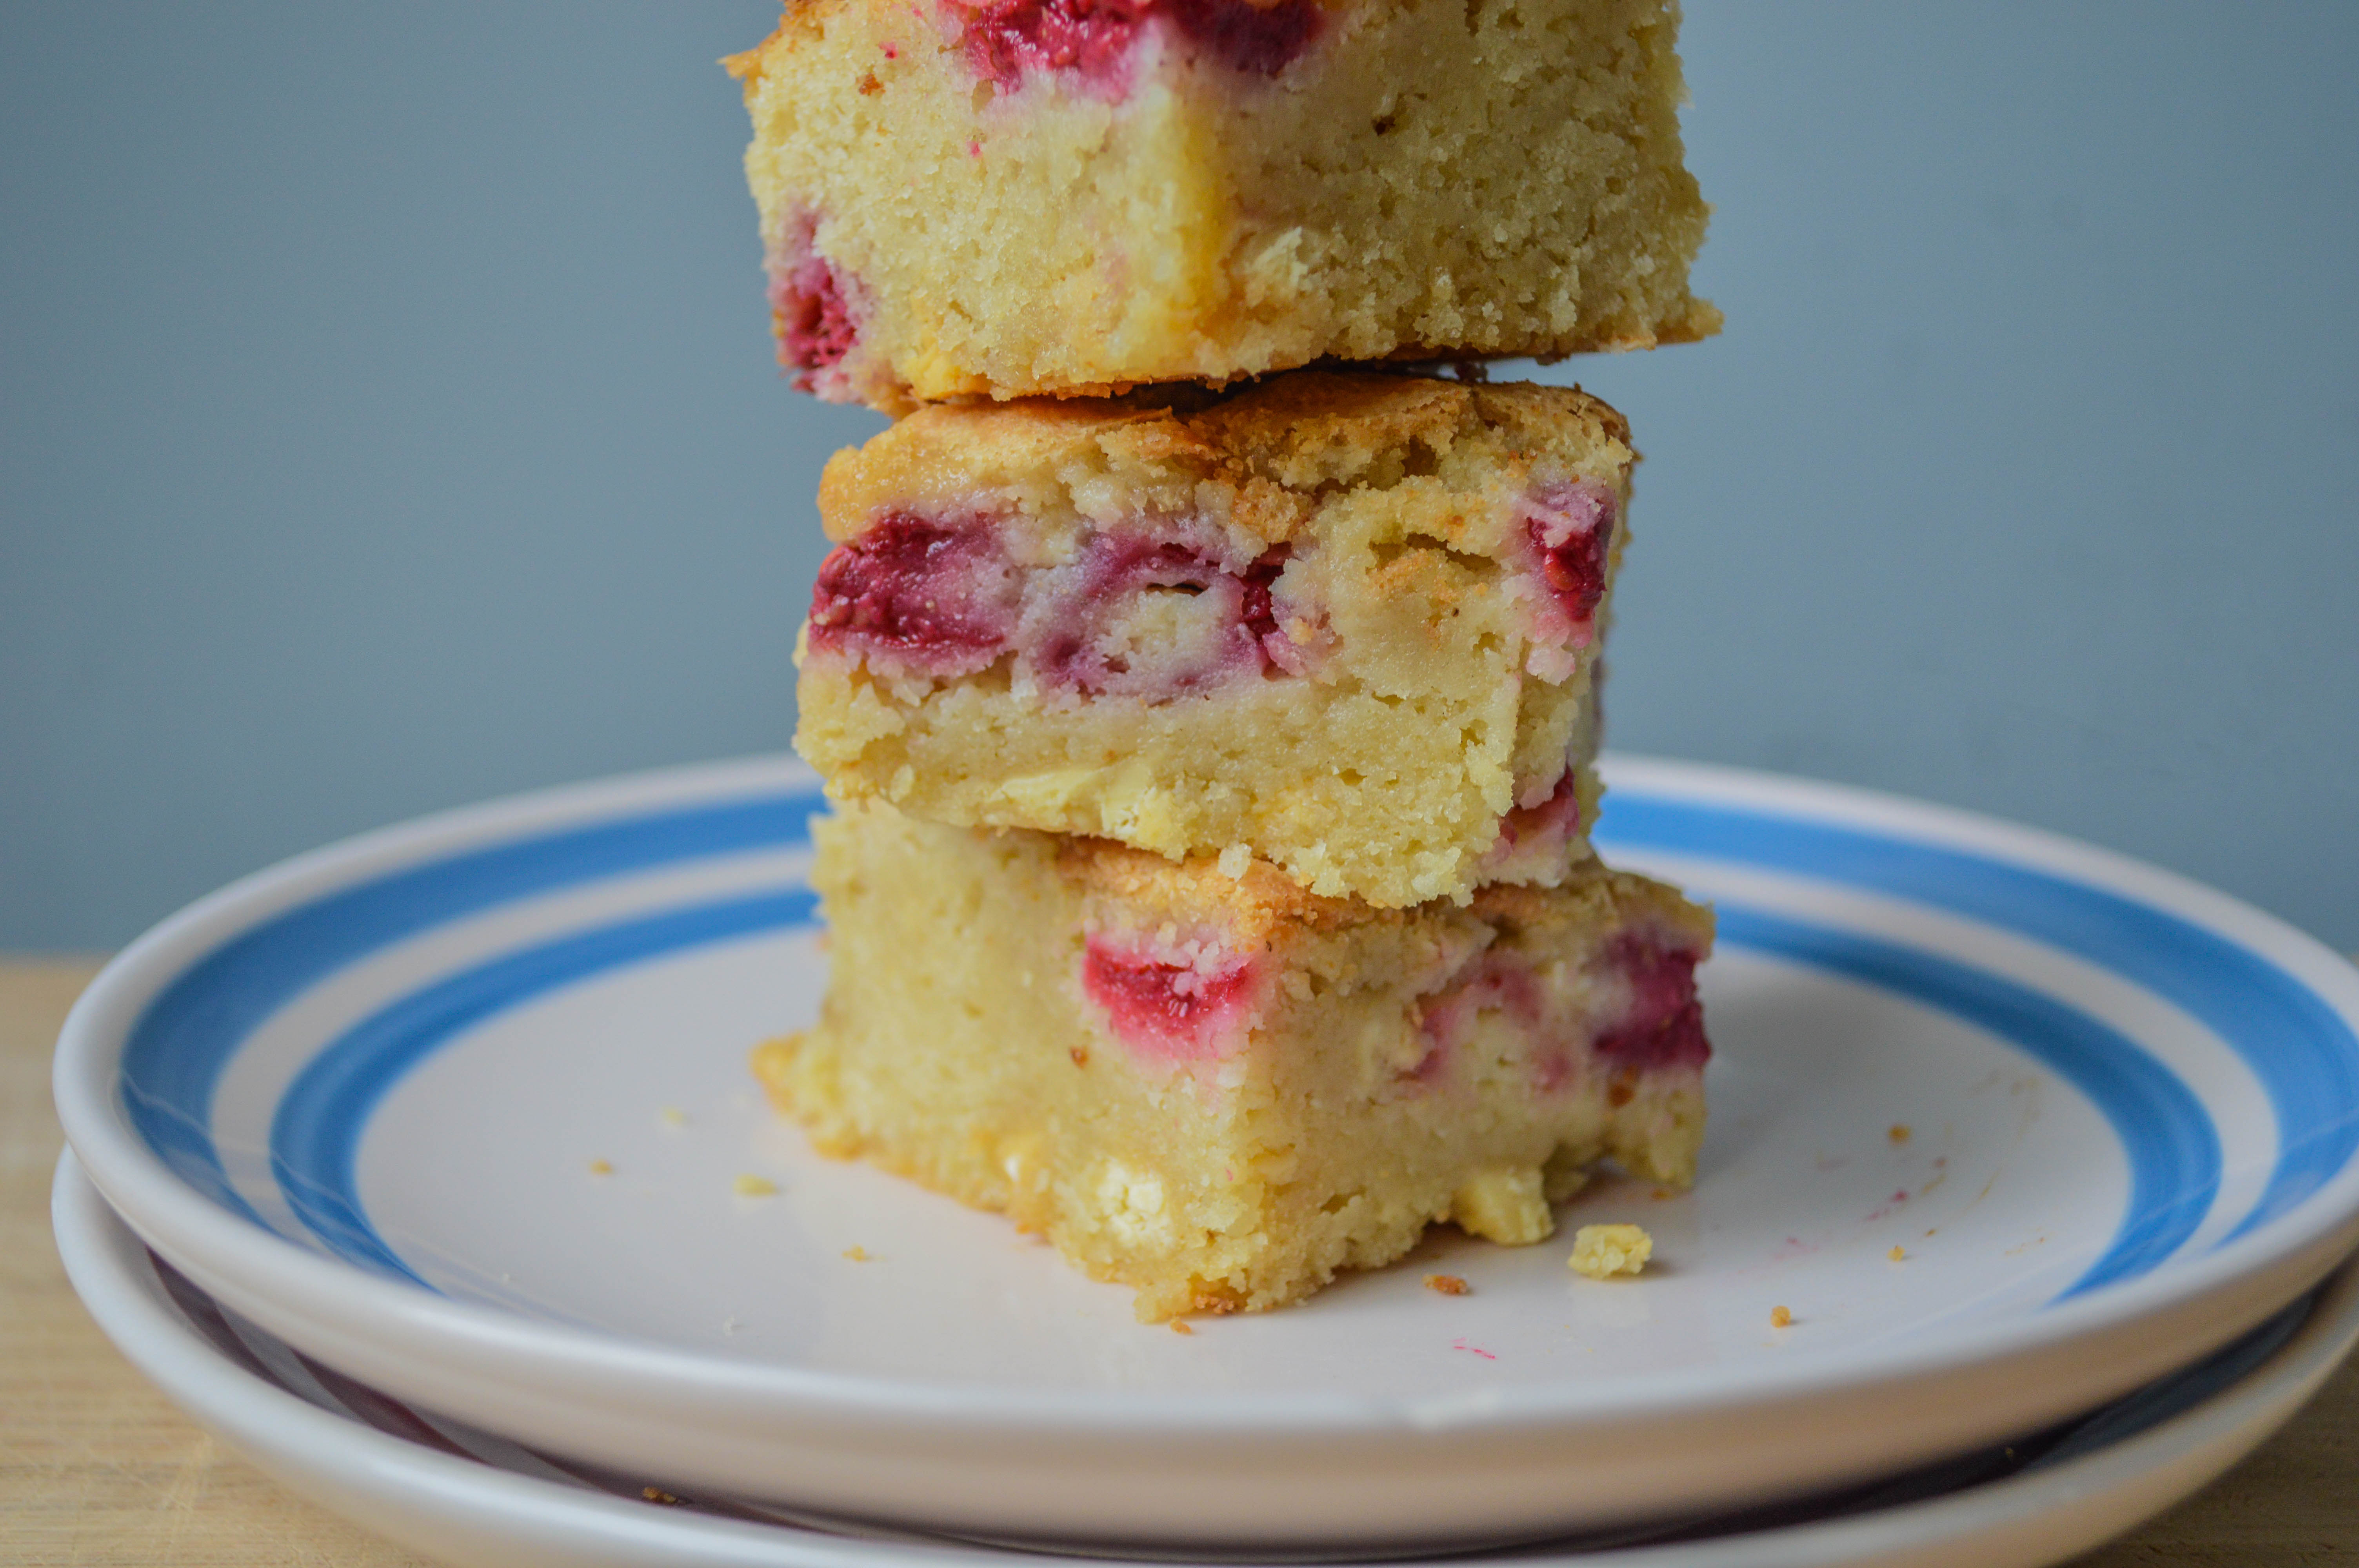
[1568,1222,1652,1278]
[728,0,1715,408]
[752,800,1712,1321]
[796,372,1633,908]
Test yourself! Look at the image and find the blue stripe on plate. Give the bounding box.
[1595,796,2359,1243]
[118,793,826,1226]
[269,888,816,1284]
[1718,907,2221,1297]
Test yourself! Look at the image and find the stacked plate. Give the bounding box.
[51,755,2359,1567]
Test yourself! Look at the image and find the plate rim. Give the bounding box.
[50,751,2359,1437]
[51,1149,2359,1568]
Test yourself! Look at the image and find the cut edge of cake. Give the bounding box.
[754,801,1713,1320]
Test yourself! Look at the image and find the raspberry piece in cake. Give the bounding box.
[752,800,1713,1320]
[727,0,1716,408]
[807,513,1022,678]
[767,210,865,395]
[795,372,1631,908]
[958,0,1324,90]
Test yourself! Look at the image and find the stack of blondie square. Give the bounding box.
[731,0,1720,1320]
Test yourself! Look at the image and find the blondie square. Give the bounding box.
[752,800,1712,1320]
[796,372,1634,908]
[729,0,1715,408]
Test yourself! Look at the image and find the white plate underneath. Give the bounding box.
[54,1152,2359,1568]
[50,755,2359,1550]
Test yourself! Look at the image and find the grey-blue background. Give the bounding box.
[3,3,2354,952]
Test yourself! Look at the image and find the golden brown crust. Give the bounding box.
[1053,833,1361,940]
[1470,864,1716,951]
[1049,829,1712,960]
[722,11,798,87]
[817,371,1633,545]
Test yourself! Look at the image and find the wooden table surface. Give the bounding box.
[6,956,2357,1566]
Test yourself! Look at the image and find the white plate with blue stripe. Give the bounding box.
[51,755,2359,1553]
[51,1154,2359,1568]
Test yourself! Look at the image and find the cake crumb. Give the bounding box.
[588,1158,613,1176]
[1888,1245,1907,1262]
[1568,1223,1653,1279]
[749,1035,801,1087]
[1216,843,1254,880]
[843,1245,870,1262]
[642,1486,682,1506]
[1424,1273,1470,1296]
[1770,1305,1794,1328]
[734,1174,780,1197]
[1170,1320,1194,1336]
[661,1106,687,1127]
[1889,1123,1912,1144]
